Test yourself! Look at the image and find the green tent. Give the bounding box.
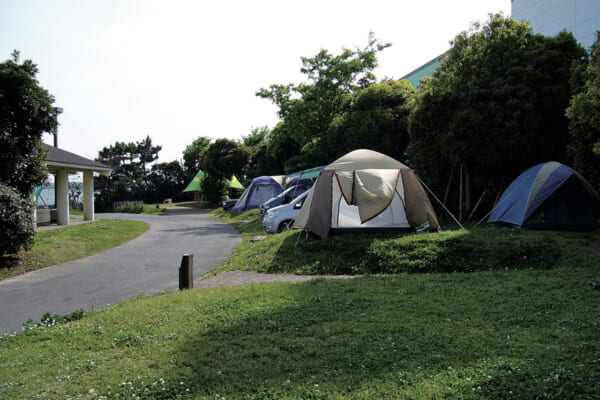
[225,175,245,190]
[183,170,205,192]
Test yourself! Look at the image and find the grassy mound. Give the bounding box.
[212,209,600,275]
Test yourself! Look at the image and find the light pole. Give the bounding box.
[52,107,63,212]
[53,106,63,147]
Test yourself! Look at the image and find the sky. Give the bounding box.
[1,0,511,164]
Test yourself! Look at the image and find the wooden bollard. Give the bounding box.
[179,254,193,290]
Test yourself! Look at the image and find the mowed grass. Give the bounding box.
[211,209,600,276]
[0,219,148,280]
[0,268,599,399]
[1,208,598,398]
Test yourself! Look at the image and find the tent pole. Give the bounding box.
[416,175,466,231]
[468,189,487,221]
[472,185,510,229]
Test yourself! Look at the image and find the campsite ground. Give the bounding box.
[0,208,598,399]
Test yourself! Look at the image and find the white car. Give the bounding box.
[262,190,310,234]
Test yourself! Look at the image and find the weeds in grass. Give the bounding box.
[1,271,599,399]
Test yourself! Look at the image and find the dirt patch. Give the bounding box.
[196,270,358,289]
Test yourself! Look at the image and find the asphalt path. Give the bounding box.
[0,207,241,334]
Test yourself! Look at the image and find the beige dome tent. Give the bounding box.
[294,149,440,238]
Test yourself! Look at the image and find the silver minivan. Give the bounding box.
[262,190,310,234]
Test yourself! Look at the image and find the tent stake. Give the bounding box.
[416,175,466,231]
[295,230,302,247]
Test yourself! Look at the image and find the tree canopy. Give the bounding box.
[257,34,390,172]
[327,79,415,162]
[146,160,186,203]
[0,51,56,196]
[94,136,162,209]
[182,136,211,181]
[200,139,249,203]
[243,126,282,179]
[408,14,586,219]
[567,32,600,188]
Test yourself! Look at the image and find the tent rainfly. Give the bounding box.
[232,176,283,211]
[285,166,325,185]
[488,161,600,231]
[294,149,440,238]
[183,170,205,192]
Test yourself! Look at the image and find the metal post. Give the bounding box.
[179,254,193,290]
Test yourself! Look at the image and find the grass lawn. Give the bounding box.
[0,208,598,399]
[0,219,148,280]
[0,268,598,399]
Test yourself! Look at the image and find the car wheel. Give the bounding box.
[277,220,293,233]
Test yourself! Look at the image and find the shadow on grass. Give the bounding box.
[0,254,19,271]
[173,273,600,399]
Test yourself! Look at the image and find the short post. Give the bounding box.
[179,254,193,290]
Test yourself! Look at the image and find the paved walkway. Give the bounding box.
[0,207,241,334]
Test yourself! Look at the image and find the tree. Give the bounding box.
[242,126,282,178]
[0,183,36,255]
[327,79,415,161]
[182,136,211,181]
[146,160,186,203]
[200,139,249,203]
[266,122,303,173]
[69,182,82,209]
[94,136,162,209]
[242,126,269,147]
[0,51,56,255]
[257,34,390,171]
[137,135,161,174]
[0,50,56,196]
[408,14,586,219]
[566,32,600,188]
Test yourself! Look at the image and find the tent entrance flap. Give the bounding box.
[331,171,410,228]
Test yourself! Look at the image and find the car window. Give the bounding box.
[293,197,305,209]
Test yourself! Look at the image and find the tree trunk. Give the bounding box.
[464,164,472,218]
[443,167,454,207]
[458,164,463,222]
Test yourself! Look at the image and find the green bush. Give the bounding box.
[113,201,144,213]
[0,183,36,256]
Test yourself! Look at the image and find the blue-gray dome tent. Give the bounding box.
[488,162,600,231]
[232,176,283,211]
